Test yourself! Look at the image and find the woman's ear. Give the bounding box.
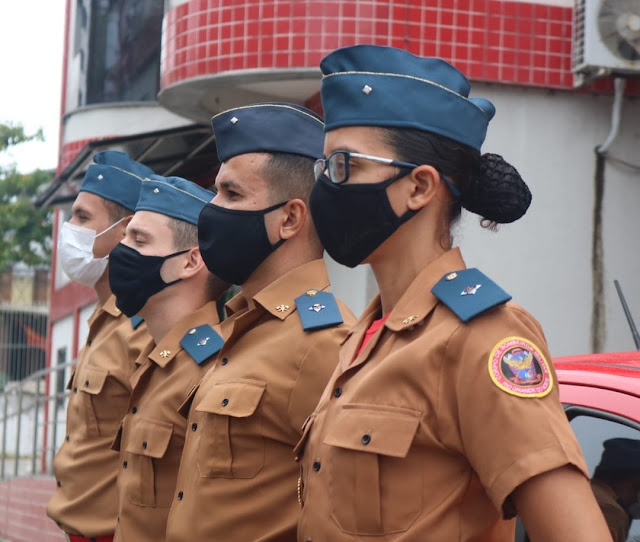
[406,165,442,211]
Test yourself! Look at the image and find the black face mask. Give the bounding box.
[109,243,189,317]
[197,201,286,285]
[309,172,416,268]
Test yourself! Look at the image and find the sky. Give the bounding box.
[0,0,66,173]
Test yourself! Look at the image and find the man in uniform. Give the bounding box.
[107,174,229,542]
[164,102,356,542]
[47,150,152,542]
[591,438,640,542]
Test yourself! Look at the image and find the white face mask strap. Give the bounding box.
[95,216,127,238]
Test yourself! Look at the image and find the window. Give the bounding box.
[85,0,163,105]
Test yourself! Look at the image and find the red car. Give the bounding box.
[516,351,640,541]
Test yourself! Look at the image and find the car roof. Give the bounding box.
[554,351,640,397]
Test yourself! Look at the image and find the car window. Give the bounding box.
[515,407,640,542]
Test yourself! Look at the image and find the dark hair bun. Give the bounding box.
[460,153,532,224]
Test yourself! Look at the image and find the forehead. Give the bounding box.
[215,152,270,191]
[323,126,390,156]
[72,191,108,214]
[128,210,171,235]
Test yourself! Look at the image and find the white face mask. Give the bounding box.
[628,491,640,520]
[58,219,124,287]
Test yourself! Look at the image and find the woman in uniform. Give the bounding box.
[296,44,611,542]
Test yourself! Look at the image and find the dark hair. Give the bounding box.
[381,128,532,229]
[102,199,132,224]
[262,152,316,205]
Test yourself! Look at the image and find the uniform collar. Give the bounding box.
[87,293,122,327]
[384,247,466,332]
[225,259,331,321]
[147,301,221,368]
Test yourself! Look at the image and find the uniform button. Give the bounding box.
[142,441,148,449]
[221,398,229,407]
[312,461,321,472]
[131,406,137,413]
[220,357,228,366]
[361,434,371,445]
[333,387,342,398]
[56,480,61,487]
[191,422,198,431]
[123,461,128,469]
[177,491,184,500]
[85,380,90,386]
[73,387,78,393]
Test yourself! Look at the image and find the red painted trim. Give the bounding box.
[57,0,72,175]
[72,307,81,361]
[50,281,97,322]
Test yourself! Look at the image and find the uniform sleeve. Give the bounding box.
[287,325,349,433]
[440,304,589,516]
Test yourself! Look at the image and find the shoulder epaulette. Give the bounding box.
[179,324,224,365]
[294,289,343,331]
[130,316,144,329]
[431,268,511,323]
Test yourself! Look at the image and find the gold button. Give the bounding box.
[189,328,196,335]
[446,272,458,281]
[402,315,418,325]
[159,350,171,358]
[306,289,318,297]
[276,304,290,312]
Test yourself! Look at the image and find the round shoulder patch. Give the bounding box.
[488,336,553,398]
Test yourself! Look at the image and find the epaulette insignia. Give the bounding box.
[431,268,511,323]
[130,315,144,329]
[294,289,343,331]
[179,324,224,365]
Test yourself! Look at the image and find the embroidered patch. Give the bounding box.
[488,337,553,398]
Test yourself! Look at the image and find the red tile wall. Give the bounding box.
[58,137,121,174]
[161,0,640,94]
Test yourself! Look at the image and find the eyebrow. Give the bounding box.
[215,178,243,192]
[126,225,152,239]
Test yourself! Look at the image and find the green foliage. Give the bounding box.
[0,123,53,272]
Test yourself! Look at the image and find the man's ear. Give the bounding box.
[278,199,307,240]
[406,165,443,211]
[180,246,206,279]
[120,215,134,237]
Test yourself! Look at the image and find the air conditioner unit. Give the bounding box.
[572,0,640,87]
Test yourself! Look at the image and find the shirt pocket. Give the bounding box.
[323,404,422,536]
[194,379,266,479]
[124,418,174,507]
[76,366,109,436]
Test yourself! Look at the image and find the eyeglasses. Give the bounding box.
[314,151,418,185]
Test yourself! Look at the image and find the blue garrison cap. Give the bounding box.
[320,45,496,152]
[135,174,214,226]
[594,438,640,476]
[212,102,324,162]
[80,150,153,211]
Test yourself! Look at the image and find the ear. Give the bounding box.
[406,165,442,211]
[276,199,308,240]
[120,215,134,238]
[178,246,206,280]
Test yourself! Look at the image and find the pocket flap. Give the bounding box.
[324,405,421,458]
[195,379,266,417]
[125,418,173,458]
[79,366,108,395]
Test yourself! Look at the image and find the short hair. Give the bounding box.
[261,152,316,205]
[165,216,198,251]
[102,198,132,224]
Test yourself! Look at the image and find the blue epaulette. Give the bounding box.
[294,289,343,331]
[431,268,511,323]
[179,324,224,365]
[130,316,144,329]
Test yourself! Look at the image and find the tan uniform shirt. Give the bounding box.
[113,301,222,542]
[592,478,630,542]
[47,295,150,537]
[165,259,355,542]
[297,248,588,542]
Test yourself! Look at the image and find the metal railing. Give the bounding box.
[0,361,74,479]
